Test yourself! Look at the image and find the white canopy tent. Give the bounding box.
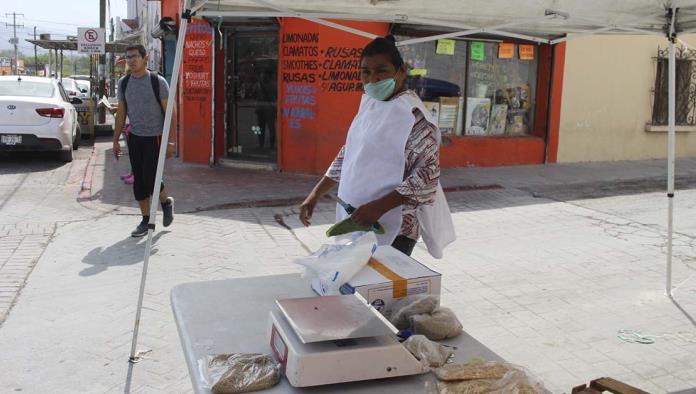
[127,0,696,362]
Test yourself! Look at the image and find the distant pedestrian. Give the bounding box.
[112,44,175,237]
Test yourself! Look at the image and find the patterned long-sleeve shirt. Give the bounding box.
[326,90,441,241]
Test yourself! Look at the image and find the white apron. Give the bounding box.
[337,92,456,256]
[337,94,416,245]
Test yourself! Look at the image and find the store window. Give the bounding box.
[397,35,539,137]
[466,42,538,136]
[397,36,466,135]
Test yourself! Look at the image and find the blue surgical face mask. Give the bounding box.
[364,77,396,101]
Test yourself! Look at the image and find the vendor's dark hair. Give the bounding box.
[361,35,404,68]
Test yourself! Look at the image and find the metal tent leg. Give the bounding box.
[666,9,677,297]
[127,0,192,364]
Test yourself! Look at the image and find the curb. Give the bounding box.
[78,144,98,201]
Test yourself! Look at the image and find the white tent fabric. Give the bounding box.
[128,0,695,361]
[193,0,696,38]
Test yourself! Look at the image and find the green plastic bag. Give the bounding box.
[326,217,385,237]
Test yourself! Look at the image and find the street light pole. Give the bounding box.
[33,26,37,76]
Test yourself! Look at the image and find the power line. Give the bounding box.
[0,25,76,35]
[13,17,83,27]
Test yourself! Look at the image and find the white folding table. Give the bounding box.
[170,274,503,393]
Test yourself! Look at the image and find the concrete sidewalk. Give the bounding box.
[82,137,696,212]
[2,141,696,394]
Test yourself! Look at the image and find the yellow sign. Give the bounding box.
[519,44,535,60]
[498,43,515,59]
[436,39,456,55]
[408,68,428,76]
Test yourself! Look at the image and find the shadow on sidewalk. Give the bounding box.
[80,231,169,276]
[671,296,696,328]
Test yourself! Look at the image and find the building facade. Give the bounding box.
[558,33,696,162]
[160,0,567,173]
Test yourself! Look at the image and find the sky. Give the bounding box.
[0,0,128,53]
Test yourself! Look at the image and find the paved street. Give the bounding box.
[1,139,696,393]
[0,145,99,324]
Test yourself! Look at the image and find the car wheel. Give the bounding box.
[73,125,80,150]
[59,148,73,163]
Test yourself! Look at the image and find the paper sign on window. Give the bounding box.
[498,43,514,59]
[436,39,456,55]
[470,42,485,61]
[519,44,535,60]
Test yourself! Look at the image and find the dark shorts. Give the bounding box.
[127,133,164,201]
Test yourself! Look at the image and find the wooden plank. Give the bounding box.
[589,377,650,394]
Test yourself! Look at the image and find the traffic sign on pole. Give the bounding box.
[77,27,106,54]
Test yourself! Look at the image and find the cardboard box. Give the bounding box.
[339,246,441,315]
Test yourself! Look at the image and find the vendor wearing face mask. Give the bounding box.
[299,35,454,257]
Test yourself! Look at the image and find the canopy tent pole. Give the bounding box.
[127,0,193,364]
[666,7,677,297]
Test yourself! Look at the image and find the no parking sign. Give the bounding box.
[77,28,105,54]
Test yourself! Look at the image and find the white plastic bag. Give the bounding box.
[403,335,453,368]
[417,183,456,259]
[410,307,463,340]
[389,294,439,330]
[294,232,377,295]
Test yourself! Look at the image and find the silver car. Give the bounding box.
[0,76,81,162]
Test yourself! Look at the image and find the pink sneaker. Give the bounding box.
[123,174,134,184]
[120,172,131,180]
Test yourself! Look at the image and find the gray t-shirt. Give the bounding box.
[117,71,169,137]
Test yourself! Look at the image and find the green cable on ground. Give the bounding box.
[617,329,655,344]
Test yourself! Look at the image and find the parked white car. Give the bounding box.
[0,76,81,162]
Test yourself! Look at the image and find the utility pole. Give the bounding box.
[33,27,37,76]
[109,17,115,97]
[5,12,25,75]
[98,0,106,123]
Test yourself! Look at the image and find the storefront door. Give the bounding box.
[225,31,278,163]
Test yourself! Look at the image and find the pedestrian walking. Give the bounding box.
[112,44,175,237]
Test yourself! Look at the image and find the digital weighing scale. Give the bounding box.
[268,293,428,387]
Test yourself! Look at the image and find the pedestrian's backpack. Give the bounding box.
[120,71,165,116]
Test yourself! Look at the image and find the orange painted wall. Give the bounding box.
[178,19,213,164]
[546,42,566,164]
[214,42,225,160]
[162,0,178,21]
[278,19,388,173]
[440,137,546,167]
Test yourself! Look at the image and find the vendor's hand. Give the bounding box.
[166,143,175,159]
[299,194,318,226]
[351,200,386,227]
[113,141,121,160]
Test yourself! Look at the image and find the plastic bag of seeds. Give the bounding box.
[202,353,280,394]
